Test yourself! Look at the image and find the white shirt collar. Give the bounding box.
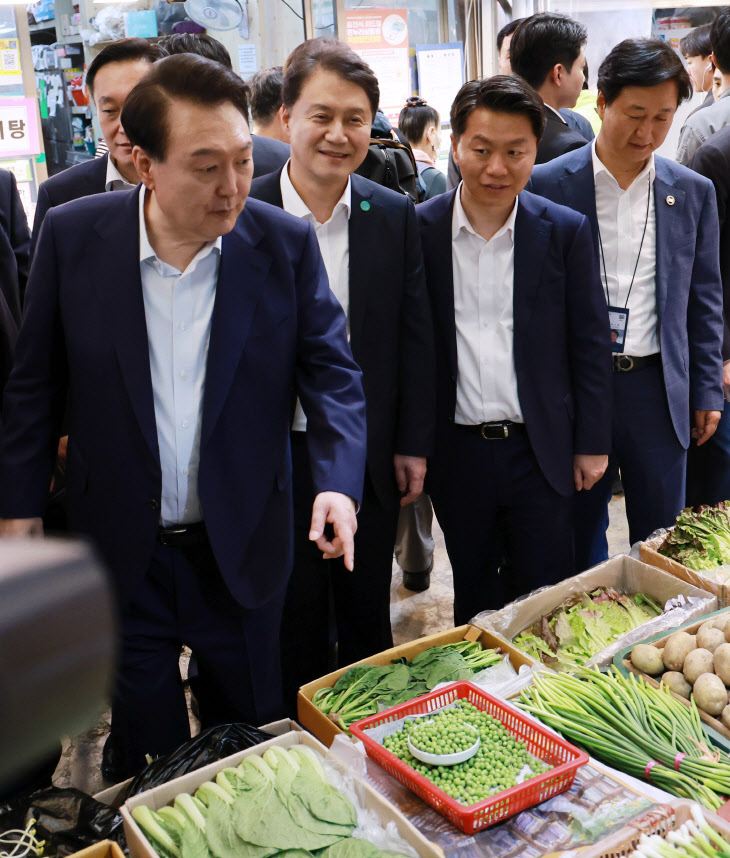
[591,138,656,188]
[105,155,137,192]
[545,103,568,125]
[138,186,222,271]
[280,160,352,224]
[452,182,518,242]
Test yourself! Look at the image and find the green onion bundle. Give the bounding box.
[630,803,730,857]
[518,668,730,810]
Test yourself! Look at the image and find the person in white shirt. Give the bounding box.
[509,12,591,165]
[530,38,725,570]
[417,75,611,621]
[249,37,435,713]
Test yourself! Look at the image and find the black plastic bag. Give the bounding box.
[0,787,121,856]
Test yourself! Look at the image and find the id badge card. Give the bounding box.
[608,306,629,353]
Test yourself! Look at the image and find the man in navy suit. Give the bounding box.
[418,75,611,623]
[529,38,725,569]
[0,54,367,776]
[31,38,164,256]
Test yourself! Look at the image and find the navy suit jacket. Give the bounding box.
[530,145,725,447]
[31,154,108,257]
[417,189,612,498]
[0,189,367,609]
[537,110,590,165]
[249,170,435,509]
[0,168,29,324]
[251,134,290,178]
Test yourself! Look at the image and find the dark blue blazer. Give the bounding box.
[31,154,108,256]
[0,168,29,324]
[251,134,290,178]
[249,170,435,509]
[530,145,725,447]
[417,188,612,498]
[0,188,367,609]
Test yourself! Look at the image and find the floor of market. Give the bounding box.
[55,496,630,796]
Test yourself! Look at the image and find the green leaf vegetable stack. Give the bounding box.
[660,503,730,572]
[132,745,411,858]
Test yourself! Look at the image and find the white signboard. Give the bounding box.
[416,42,464,127]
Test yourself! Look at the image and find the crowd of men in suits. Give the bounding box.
[0,15,727,780]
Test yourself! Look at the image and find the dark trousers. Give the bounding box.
[280,432,399,715]
[574,363,686,571]
[110,538,285,778]
[430,425,573,626]
[686,406,730,508]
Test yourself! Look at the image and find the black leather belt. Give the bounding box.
[158,521,207,547]
[456,421,526,440]
[613,353,661,373]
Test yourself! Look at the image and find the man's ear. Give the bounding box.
[277,104,290,142]
[132,146,155,189]
[550,63,564,87]
[451,132,460,167]
[596,90,606,122]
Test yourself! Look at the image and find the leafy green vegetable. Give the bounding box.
[512,587,662,671]
[659,503,730,571]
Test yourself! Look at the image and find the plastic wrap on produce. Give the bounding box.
[471,554,717,669]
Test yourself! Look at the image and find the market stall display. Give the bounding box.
[298,625,532,746]
[517,668,730,810]
[472,556,717,671]
[121,731,442,858]
[350,681,587,834]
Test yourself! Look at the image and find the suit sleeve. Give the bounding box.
[0,212,68,518]
[7,172,29,313]
[294,222,368,504]
[565,215,613,454]
[395,198,435,457]
[689,143,730,361]
[30,182,52,262]
[686,180,725,411]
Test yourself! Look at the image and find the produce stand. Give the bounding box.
[579,799,730,858]
[640,535,730,607]
[121,730,444,858]
[613,607,730,749]
[298,624,532,746]
[472,555,717,670]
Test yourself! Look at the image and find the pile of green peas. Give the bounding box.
[382,701,552,806]
[409,718,478,754]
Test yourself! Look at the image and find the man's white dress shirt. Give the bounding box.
[280,162,351,432]
[592,140,658,357]
[138,187,221,525]
[105,156,137,192]
[452,185,523,425]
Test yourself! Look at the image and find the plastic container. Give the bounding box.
[580,799,730,858]
[349,681,588,834]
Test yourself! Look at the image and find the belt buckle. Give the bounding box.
[616,355,634,372]
[480,422,508,440]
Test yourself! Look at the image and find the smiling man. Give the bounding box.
[530,38,725,570]
[0,54,367,775]
[31,38,164,257]
[417,75,611,622]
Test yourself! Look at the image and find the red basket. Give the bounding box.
[350,681,589,834]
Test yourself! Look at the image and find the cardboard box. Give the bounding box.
[93,718,303,807]
[472,554,717,668]
[121,730,443,858]
[298,624,533,747]
[641,535,730,607]
[68,843,125,858]
[619,608,730,742]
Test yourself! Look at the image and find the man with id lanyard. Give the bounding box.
[530,37,725,570]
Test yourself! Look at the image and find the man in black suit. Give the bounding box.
[686,127,730,505]
[249,38,434,712]
[510,13,590,165]
[31,39,163,255]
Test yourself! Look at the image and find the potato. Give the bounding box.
[699,619,718,634]
[683,648,714,684]
[696,626,726,653]
[662,671,692,699]
[723,705,730,730]
[714,643,730,685]
[662,632,697,671]
[692,673,727,716]
[713,615,730,633]
[630,644,664,675]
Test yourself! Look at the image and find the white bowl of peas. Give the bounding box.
[407,717,481,765]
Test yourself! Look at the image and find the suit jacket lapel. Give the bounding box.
[202,208,272,445]
[559,156,599,254]
[513,195,552,344]
[96,189,159,462]
[653,161,685,325]
[422,190,458,380]
[348,178,375,356]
